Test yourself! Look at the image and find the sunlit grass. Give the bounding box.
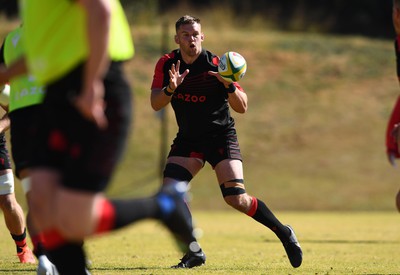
[113,24,398,212]
[0,211,398,274]
[0,15,398,213]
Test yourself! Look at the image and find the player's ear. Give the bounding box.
[201,32,205,42]
[174,35,179,44]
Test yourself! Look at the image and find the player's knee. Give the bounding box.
[55,208,93,239]
[223,195,250,212]
[220,180,245,198]
[0,194,15,212]
[0,173,15,211]
[220,180,248,210]
[163,163,193,182]
[57,220,87,239]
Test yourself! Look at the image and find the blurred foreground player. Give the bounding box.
[0,1,200,274]
[1,25,58,274]
[0,84,35,264]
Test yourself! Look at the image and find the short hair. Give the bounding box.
[175,15,201,32]
[395,0,400,8]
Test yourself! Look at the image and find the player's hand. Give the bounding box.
[208,71,231,87]
[169,60,189,90]
[74,79,107,129]
[0,65,9,86]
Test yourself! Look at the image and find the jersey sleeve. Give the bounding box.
[385,37,400,157]
[151,54,170,90]
[233,82,245,93]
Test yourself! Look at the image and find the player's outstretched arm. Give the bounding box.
[0,112,10,133]
[151,60,189,111]
[0,57,28,85]
[227,86,248,114]
[74,0,111,129]
[208,71,247,113]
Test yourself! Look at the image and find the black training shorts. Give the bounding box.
[31,62,132,192]
[168,128,242,168]
[9,105,42,178]
[0,133,11,170]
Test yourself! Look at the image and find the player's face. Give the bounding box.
[175,23,204,58]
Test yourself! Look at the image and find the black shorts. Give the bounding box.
[0,133,11,170]
[31,62,132,192]
[168,128,242,168]
[9,105,42,178]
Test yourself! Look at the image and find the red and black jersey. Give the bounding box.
[151,49,244,141]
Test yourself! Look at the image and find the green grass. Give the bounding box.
[0,211,398,274]
[1,14,399,212]
[109,26,400,212]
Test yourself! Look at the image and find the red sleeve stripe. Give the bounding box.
[151,52,175,89]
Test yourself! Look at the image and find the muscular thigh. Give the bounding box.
[166,138,205,179]
[0,134,13,195]
[214,159,244,185]
[166,156,203,179]
[204,129,242,168]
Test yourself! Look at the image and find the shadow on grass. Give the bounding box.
[264,239,399,244]
[0,268,35,273]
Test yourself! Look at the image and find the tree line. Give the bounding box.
[0,0,395,39]
[126,0,395,38]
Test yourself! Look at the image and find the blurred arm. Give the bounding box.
[0,105,10,133]
[74,0,111,128]
[0,57,28,85]
[79,0,110,87]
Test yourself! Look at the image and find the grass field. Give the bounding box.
[0,211,398,274]
[1,13,399,211]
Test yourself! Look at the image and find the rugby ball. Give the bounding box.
[218,51,247,82]
[0,84,10,105]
